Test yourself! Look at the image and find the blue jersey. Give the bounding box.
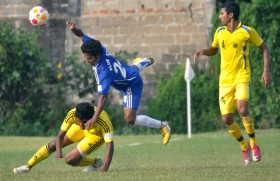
[82,35,141,94]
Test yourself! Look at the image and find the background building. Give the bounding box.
[0,0,215,110]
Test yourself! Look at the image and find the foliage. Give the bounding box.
[0,21,139,136]
[114,50,138,64]
[0,23,55,135]
[147,63,221,134]
[146,0,280,134]
[0,23,97,136]
[247,0,280,128]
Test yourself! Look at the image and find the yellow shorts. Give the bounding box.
[219,82,250,115]
[66,124,105,157]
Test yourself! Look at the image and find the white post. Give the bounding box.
[184,58,195,139]
[187,79,191,138]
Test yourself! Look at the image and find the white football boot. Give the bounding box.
[13,165,30,174]
[82,157,103,172]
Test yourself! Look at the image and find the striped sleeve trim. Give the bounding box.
[64,109,75,123]
[96,118,110,133]
[218,27,225,32]
[241,25,250,35]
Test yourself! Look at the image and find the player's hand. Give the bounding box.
[85,119,95,129]
[54,153,63,160]
[98,167,106,172]
[66,21,75,30]
[262,70,272,88]
[193,51,203,62]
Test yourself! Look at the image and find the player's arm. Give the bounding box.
[193,46,219,62]
[101,141,114,172]
[54,130,67,159]
[85,94,108,129]
[258,42,272,88]
[66,21,84,39]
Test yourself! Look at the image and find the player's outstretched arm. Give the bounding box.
[101,141,114,172]
[193,47,219,62]
[85,94,108,129]
[54,130,67,160]
[259,42,272,88]
[66,21,84,39]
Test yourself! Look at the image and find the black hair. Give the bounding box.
[75,102,94,121]
[222,2,240,20]
[81,39,103,57]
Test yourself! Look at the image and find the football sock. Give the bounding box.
[242,116,257,147]
[227,121,248,151]
[132,58,151,72]
[77,156,95,167]
[26,144,52,169]
[134,115,162,129]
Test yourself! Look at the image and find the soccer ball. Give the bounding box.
[28,6,49,26]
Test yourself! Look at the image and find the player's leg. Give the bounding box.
[123,78,171,144]
[236,82,261,162]
[220,86,250,165]
[13,125,84,174]
[13,137,74,174]
[131,57,154,72]
[64,135,104,171]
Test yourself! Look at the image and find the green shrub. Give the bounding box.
[0,23,55,135]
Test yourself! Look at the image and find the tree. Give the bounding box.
[0,23,56,135]
[146,0,280,134]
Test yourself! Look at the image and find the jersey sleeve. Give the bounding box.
[249,27,263,47]
[211,28,219,48]
[97,110,114,143]
[82,35,94,42]
[97,69,113,94]
[60,108,77,132]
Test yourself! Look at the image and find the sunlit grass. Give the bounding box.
[1,129,279,181]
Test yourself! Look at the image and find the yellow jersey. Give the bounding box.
[60,107,114,143]
[212,21,263,86]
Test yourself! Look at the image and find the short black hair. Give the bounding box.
[81,39,103,57]
[75,102,94,121]
[222,2,240,20]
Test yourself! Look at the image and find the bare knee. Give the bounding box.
[124,115,135,125]
[237,100,249,117]
[64,153,81,166]
[222,114,234,125]
[238,107,249,117]
[47,140,56,152]
[124,109,136,125]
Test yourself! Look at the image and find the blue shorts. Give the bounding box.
[123,76,143,109]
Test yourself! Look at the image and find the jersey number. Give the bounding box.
[113,61,126,78]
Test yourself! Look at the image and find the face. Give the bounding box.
[218,8,232,25]
[83,53,99,66]
[77,118,87,130]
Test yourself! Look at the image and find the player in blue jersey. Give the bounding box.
[66,21,171,145]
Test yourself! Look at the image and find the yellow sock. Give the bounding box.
[26,144,52,168]
[227,121,248,151]
[242,116,257,147]
[77,157,97,167]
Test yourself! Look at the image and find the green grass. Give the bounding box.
[1,129,280,181]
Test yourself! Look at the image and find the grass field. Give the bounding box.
[0,129,279,181]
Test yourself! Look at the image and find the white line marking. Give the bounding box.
[122,137,184,147]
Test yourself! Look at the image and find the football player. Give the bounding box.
[13,102,114,173]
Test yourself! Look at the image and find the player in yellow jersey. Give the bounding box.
[193,2,271,165]
[13,102,114,173]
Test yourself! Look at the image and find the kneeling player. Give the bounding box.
[13,102,114,173]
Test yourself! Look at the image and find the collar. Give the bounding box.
[225,21,242,33]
